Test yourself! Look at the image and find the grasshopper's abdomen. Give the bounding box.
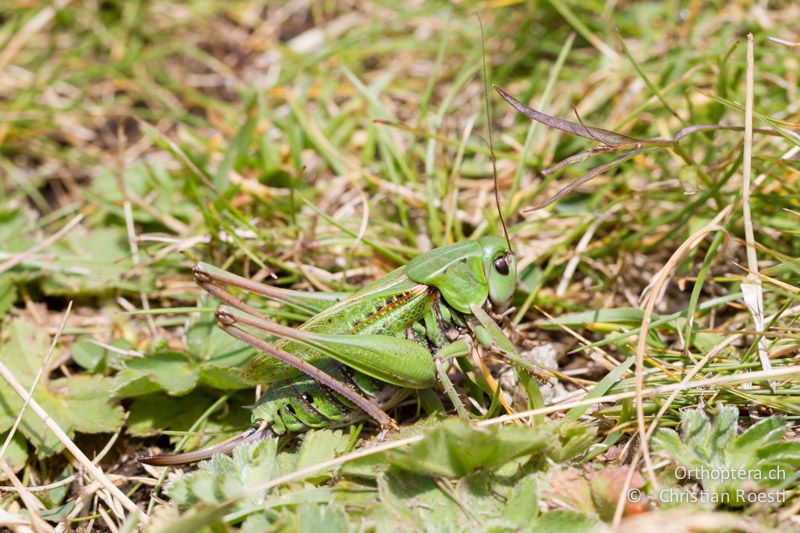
[252,361,407,434]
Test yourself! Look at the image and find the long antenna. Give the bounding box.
[478,14,512,252]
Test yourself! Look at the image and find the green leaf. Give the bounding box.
[293,429,352,473]
[39,227,144,296]
[378,469,462,527]
[118,352,198,396]
[126,391,250,441]
[115,315,252,398]
[0,278,15,318]
[295,503,347,533]
[546,420,598,463]
[0,207,34,254]
[168,439,279,508]
[756,441,800,466]
[499,472,539,526]
[387,418,548,478]
[0,319,124,457]
[0,431,28,472]
[530,510,598,532]
[71,336,107,372]
[653,404,796,504]
[186,317,254,368]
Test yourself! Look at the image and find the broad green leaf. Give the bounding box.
[186,317,255,368]
[379,469,463,527]
[198,365,248,390]
[0,319,124,457]
[293,429,352,472]
[71,336,134,373]
[756,441,800,466]
[118,352,198,396]
[456,470,505,521]
[387,418,548,478]
[71,336,107,372]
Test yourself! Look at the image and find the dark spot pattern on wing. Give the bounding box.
[349,286,428,334]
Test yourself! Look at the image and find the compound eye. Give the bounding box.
[493,256,510,276]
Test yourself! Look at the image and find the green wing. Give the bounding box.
[241,267,433,384]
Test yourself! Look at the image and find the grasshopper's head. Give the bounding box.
[478,236,517,309]
[406,237,517,314]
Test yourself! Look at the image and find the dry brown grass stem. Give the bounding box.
[633,204,733,491]
[741,33,772,379]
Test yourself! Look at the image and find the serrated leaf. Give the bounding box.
[198,365,248,390]
[113,372,163,398]
[116,315,252,398]
[0,319,124,457]
[652,429,695,468]
[168,439,278,508]
[653,404,795,503]
[681,407,715,462]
